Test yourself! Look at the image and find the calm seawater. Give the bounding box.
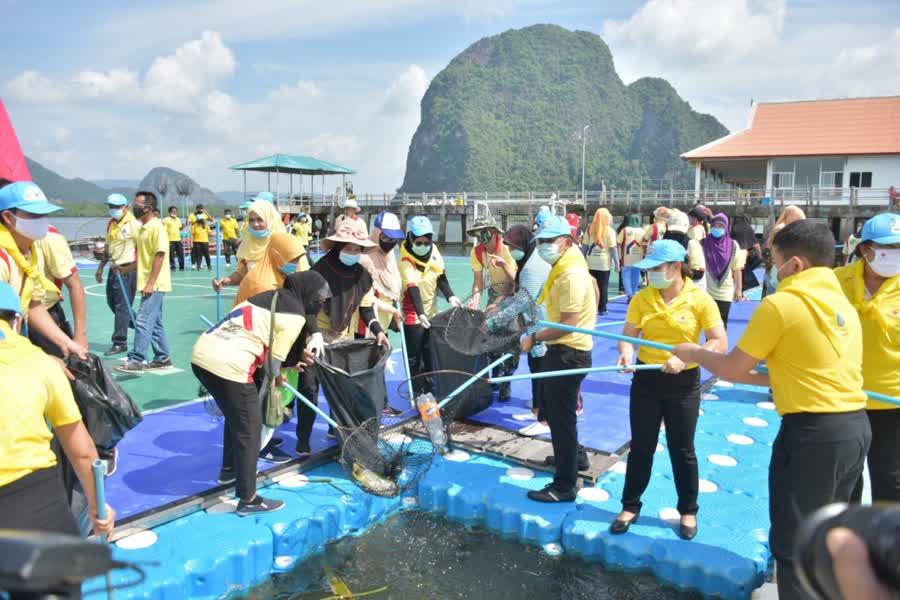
[52,216,110,239]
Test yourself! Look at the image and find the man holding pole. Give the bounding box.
[96,193,137,356]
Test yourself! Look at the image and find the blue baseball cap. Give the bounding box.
[239,200,253,209]
[535,208,553,229]
[859,212,900,245]
[0,281,22,314]
[0,181,62,215]
[375,211,404,239]
[252,191,274,203]
[534,215,572,240]
[634,239,687,269]
[106,193,128,206]
[408,216,433,237]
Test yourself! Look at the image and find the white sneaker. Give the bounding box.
[519,422,551,437]
[511,411,537,422]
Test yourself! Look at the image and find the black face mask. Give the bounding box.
[379,239,398,253]
[133,205,147,218]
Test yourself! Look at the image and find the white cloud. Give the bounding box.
[72,68,140,99]
[6,71,68,103]
[52,127,70,142]
[267,80,323,106]
[379,65,429,117]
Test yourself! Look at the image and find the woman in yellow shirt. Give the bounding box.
[189,205,214,271]
[835,212,900,503]
[212,199,287,293]
[612,240,727,540]
[585,208,619,315]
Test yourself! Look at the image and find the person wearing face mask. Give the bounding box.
[611,240,726,539]
[163,206,185,271]
[400,216,461,396]
[189,205,213,271]
[233,233,306,305]
[618,214,645,302]
[673,219,871,599]
[294,219,390,456]
[292,212,312,255]
[702,213,744,328]
[212,199,287,293]
[220,209,239,267]
[0,180,85,359]
[834,213,900,504]
[95,193,138,356]
[518,216,596,503]
[763,205,806,297]
[585,208,619,315]
[114,191,173,373]
[359,211,405,337]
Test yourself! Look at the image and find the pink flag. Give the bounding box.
[0,97,31,182]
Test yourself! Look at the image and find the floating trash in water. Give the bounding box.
[274,556,296,569]
[506,467,534,480]
[402,496,419,508]
[743,416,769,427]
[444,449,471,462]
[542,542,563,556]
[708,454,737,467]
[755,401,776,411]
[727,434,754,446]
[698,479,718,493]
[578,487,610,502]
[116,530,158,549]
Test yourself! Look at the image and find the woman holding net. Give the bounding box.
[212,198,288,293]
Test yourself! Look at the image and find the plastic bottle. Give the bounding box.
[415,393,448,452]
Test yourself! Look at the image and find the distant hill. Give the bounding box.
[400,24,728,192]
[26,157,109,202]
[92,178,141,190]
[215,190,245,203]
[138,167,223,208]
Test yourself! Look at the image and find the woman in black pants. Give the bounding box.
[585,208,620,315]
[191,271,330,516]
[612,240,727,539]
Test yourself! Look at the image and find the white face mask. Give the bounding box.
[339,251,360,266]
[868,248,900,278]
[648,269,673,289]
[537,241,562,264]
[12,215,50,241]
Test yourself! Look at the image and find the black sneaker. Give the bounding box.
[114,361,146,374]
[271,437,284,448]
[527,484,576,503]
[236,495,285,516]
[217,469,237,485]
[101,447,118,477]
[544,453,590,472]
[148,357,173,370]
[259,446,292,464]
[295,442,311,459]
[104,345,128,356]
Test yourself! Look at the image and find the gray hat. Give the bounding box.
[466,215,501,236]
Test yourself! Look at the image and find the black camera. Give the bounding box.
[795,503,900,600]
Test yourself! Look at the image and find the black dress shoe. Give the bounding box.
[609,513,639,534]
[678,521,698,540]
[104,344,128,356]
[544,452,590,471]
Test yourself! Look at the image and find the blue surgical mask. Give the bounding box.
[648,270,674,289]
[249,227,270,239]
[510,249,526,262]
[339,252,360,266]
[710,227,725,239]
[412,243,431,257]
[280,262,298,274]
[108,208,124,220]
[537,242,562,264]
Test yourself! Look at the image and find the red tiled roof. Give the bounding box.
[682,96,900,160]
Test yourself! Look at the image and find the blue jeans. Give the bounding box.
[106,269,136,346]
[128,291,170,363]
[622,266,642,298]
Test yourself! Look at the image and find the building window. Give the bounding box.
[849,172,872,188]
[773,172,794,189]
[820,171,843,188]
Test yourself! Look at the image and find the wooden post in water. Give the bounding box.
[438,205,448,243]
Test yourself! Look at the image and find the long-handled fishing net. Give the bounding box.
[444,284,538,356]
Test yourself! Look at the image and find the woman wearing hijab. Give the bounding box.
[191,271,329,515]
[702,213,744,328]
[618,214,645,301]
[585,208,619,315]
[294,219,390,456]
[212,199,288,293]
[730,215,762,291]
[400,216,461,396]
[233,233,306,306]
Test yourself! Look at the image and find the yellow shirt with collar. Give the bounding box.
[191,219,211,243]
[105,212,137,265]
[688,224,706,241]
[135,217,172,292]
[834,261,900,409]
[544,246,595,351]
[625,278,722,367]
[0,246,47,312]
[0,321,82,487]
[470,237,515,289]
[36,230,78,309]
[737,267,866,415]
[163,215,183,242]
[400,244,446,322]
[220,217,239,240]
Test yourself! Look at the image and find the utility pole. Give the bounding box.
[581,125,590,206]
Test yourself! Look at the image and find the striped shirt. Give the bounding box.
[518,250,551,357]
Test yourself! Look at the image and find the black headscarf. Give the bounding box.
[663,230,690,250]
[730,215,758,250]
[282,271,331,315]
[503,224,533,285]
[403,231,434,263]
[311,244,374,333]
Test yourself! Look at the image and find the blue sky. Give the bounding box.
[2,0,898,194]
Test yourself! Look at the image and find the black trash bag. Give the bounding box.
[314,338,390,430]
[65,353,143,450]
[429,310,494,420]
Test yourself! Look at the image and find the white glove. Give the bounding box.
[307,331,325,356]
[418,314,431,329]
[448,296,462,308]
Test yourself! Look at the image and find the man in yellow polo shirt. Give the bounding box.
[220,208,239,266]
[519,216,594,502]
[189,204,213,271]
[95,193,137,355]
[674,219,870,599]
[163,206,185,271]
[115,191,172,373]
[835,212,900,504]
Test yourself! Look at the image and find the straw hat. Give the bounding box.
[321,218,374,251]
[343,198,360,212]
[466,215,501,236]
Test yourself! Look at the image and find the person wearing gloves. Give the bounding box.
[295,219,391,456]
[618,214,645,301]
[611,240,726,540]
[585,208,619,315]
[702,213,744,328]
[835,213,900,504]
[192,271,329,515]
[212,198,287,293]
[400,216,461,396]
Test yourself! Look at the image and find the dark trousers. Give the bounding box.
[404,323,433,396]
[769,410,870,600]
[541,344,591,491]
[490,351,519,400]
[105,267,136,346]
[192,241,211,269]
[0,467,82,598]
[169,240,184,270]
[850,408,900,503]
[224,238,239,264]
[714,299,732,329]
[28,302,73,359]
[589,269,611,312]
[295,365,322,451]
[527,352,546,421]
[192,365,261,501]
[622,366,701,515]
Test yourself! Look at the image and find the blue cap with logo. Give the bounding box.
[375,211,404,239]
[408,216,433,237]
[252,191,274,203]
[106,193,128,206]
[859,212,900,245]
[534,215,572,240]
[0,281,22,314]
[634,239,687,269]
[0,181,62,215]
